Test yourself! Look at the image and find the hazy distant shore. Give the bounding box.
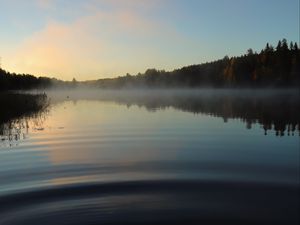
[1,39,299,91]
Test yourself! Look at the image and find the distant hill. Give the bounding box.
[1,39,299,90]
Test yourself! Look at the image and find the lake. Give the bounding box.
[0,89,299,225]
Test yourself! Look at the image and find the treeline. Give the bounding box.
[93,39,300,88]
[0,70,52,90]
[0,69,78,90]
[1,39,299,90]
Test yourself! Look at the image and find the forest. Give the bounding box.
[93,39,299,88]
[1,39,299,90]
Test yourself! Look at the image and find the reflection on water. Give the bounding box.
[0,92,49,147]
[99,90,300,136]
[0,90,299,225]
[47,89,300,136]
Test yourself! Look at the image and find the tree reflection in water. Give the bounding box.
[1,90,299,146]
[92,90,299,136]
[0,92,49,147]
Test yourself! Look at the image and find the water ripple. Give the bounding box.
[0,179,299,225]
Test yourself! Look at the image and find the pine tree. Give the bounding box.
[247,48,254,55]
[265,43,270,52]
[276,40,282,51]
[282,39,288,51]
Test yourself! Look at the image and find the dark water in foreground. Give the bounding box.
[0,90,299,225]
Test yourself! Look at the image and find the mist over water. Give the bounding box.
[0,89,299,225]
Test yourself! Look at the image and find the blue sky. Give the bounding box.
[0,0,299,80]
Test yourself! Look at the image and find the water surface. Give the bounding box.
[0,90,299,225]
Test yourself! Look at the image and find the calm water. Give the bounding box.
[0,90,299,225]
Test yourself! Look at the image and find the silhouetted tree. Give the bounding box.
[281,38,288,51]
[290,42,294,50]
[247,48,254,56]
[276,40,282,51]
[294,42,299,51]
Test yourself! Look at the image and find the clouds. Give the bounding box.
[4,0,185,80]
[36,0,53,9]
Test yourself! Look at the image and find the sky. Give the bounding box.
[0,0,299,81]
